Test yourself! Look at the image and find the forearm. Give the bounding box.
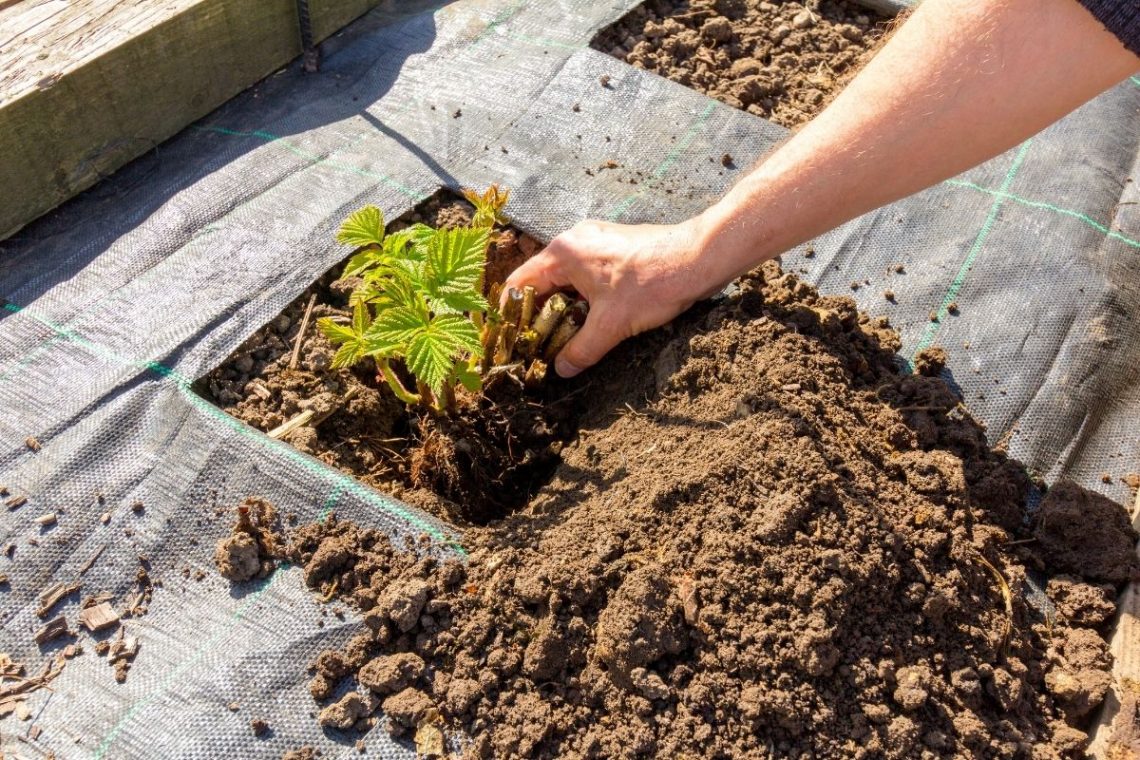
[692,0,1139,290]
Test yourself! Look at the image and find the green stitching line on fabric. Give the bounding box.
[606,102,718,221]
[911,139,1033,359]
[0,302,465,555]
[1131,76,1140,87]
[944,179,1140,249]
[92,566,285,758]
[192,126,429,202]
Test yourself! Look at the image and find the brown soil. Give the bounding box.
[214,497,281,582]
[200,195,574,525]
[242,262,1138,758]
[593,0,889,128]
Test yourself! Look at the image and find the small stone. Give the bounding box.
[131,500,145,514]
[34,512,57,527]
[884,289,896,302]
[25,437,41,452]
[792,9,815,29]
[250,718,270,737]
[947,301,959,315]
[599,74,611,88]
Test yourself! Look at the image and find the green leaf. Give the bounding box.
[430,314,483,355]
[406,331,456,395]
[456,361,483,393]
[348,279,386,308]
[330,341,365,369]
[428,290,490,316]
[403,315,482,394]
[342,247,384,278]
[316,317,357,345]
[426,227,489,295]
[363,306,427,356]
[337,206,385,248]
[352,302,372,334]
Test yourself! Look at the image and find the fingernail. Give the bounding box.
[555,356,582,378]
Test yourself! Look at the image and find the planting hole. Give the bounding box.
[197,192,582,526]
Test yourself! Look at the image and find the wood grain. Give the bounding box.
[0,0,383,239]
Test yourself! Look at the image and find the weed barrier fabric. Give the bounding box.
[0,0,1136,757]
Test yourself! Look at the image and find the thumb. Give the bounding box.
[554,307,623,379]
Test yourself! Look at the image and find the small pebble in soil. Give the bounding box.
[250,718,270,737]
[849,281,860,290]
[883,289,895,302]
[721,153,734,168]
[131,500,144,514]
[453,109,462,118]
[227,702,240,712]
[571,103,580,112]
[929,310,939,322]
[25,437,40,451]
[1102,472,1113,484]
[804,247,815,258]
[891,263,905,274]
[947,301,959,315]
[599,74,611,88]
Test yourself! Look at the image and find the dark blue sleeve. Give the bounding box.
[1078,0,1140,57]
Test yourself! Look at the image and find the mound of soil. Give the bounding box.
[200,195,572,524]
[271,263,1136,758]
[593,0,889,128]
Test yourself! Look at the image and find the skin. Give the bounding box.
[503,0,1140,378]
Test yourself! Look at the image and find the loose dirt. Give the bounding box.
[228,262,1136,758]
[593,0,890,128]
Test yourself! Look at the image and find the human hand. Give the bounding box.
[502,218,727,378]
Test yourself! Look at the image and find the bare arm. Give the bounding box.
[505,0,1139,378]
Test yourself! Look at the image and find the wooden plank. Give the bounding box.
[0,0,383,240]
[1088,485,1140,758]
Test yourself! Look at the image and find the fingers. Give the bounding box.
[501,246,565,304]
[554,307,623,379]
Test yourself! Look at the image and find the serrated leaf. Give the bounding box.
[337,206,385,248]
[330,341,365,369]
[430,314,483,355]
[426,227,489,295]
[352,302,372,334]
[316,317,357,345]
[456,361,483,393]
[462,185,510,228]
[406,331,456,395]
[363,306,427,356]
[428,290,490,316]
[342,247,384,278]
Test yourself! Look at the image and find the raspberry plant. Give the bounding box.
[316,186,581,414]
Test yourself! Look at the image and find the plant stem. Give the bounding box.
[378,358,421,405]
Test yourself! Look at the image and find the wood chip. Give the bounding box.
[37,581,81,618]
[0,485,8,496]
[29,723,42,740]
[34,512,57,527]
[0,696,25,718]
[5,494,27,510]
[25,437,41,452]
[79,602,120,633]
[34,617,70,646]
[78,545,106,576]
[0,572,8,586]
